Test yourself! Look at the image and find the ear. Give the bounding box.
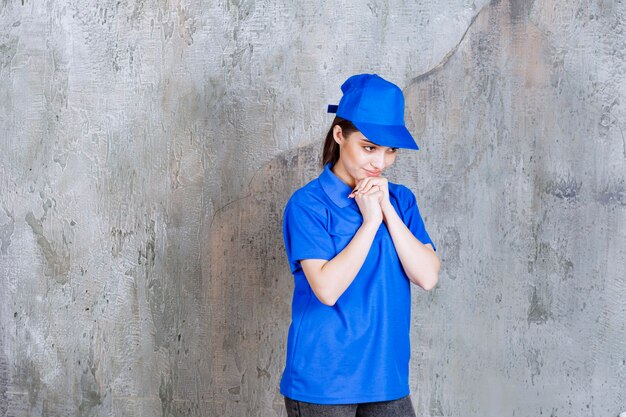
[332,125,344,145]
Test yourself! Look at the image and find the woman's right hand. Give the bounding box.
[301,185,384,306]
[353,185,384,226]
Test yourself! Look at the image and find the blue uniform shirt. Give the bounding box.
[280,162,436,404]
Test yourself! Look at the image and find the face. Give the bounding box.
[332,125,398,187]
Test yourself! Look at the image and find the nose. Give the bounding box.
[370,151,385,170]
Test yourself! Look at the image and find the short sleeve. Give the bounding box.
[283,201,336,273]
[400,187,437,252]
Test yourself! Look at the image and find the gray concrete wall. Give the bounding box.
[0,0,624,416]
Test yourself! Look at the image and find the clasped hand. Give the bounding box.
[348,177,392,225]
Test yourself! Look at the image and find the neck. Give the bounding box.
[331,160,356,188]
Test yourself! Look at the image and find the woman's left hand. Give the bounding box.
[349,176,390,205]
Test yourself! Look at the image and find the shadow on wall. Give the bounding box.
[203,143,323,416]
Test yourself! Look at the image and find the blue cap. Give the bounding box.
[327,74,419,150]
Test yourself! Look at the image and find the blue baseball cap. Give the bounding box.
[327,73,419,150]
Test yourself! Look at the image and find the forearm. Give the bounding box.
[311,221,379,305]
[382,202,440,290]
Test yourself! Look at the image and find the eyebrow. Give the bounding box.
[359,139,397,149]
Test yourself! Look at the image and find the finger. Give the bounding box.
[352,179,368,193]
[359,178,376,194]
[365,177,386,189]
[350,180,367,197]
[352,177,386,196]
[363,185,382,195]
[371,189,385,202]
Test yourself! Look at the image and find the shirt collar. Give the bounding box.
[319,162,356,208]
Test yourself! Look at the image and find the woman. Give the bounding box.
[280,74,441,417]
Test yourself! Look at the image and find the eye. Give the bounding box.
[389,147,399,153]
[363,146,376,152]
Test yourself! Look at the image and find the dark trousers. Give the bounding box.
[284,395,417,417]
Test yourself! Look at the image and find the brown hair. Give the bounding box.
[321,117,359,168]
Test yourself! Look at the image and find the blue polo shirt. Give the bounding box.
[280,162,436,404]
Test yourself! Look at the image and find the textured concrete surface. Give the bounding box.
[403,1,625,416]
[0,0,624,416]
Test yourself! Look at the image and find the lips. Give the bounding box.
[364,169,381,176]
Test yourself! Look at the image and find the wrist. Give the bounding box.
[381,200,395,213]
[360,219,381,233]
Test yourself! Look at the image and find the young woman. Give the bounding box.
[280,74,441,417]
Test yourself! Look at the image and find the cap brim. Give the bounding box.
[351,121,419,150]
